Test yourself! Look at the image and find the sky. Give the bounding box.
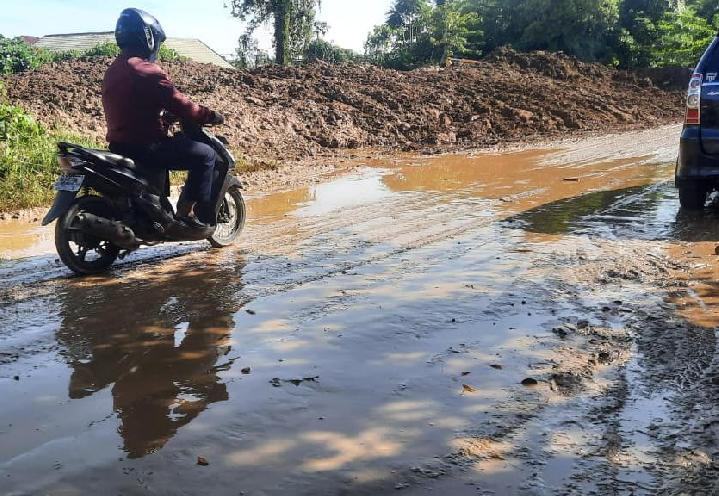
[0,0,392,58]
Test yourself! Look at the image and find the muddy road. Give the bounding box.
[2,124,719,495]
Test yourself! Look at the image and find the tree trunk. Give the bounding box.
[273,0,291,66]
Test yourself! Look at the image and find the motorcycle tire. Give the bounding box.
[208,186,246,248]
[56,196,120,275]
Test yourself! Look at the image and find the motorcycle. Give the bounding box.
[42,119,246,275]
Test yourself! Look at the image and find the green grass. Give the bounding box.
[0,101,97,212]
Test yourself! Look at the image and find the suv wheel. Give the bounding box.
[678,182,708,210]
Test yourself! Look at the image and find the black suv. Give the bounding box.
[676,33,719,209]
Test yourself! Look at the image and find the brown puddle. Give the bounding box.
[0,139,671,261]
[0,219,54,260]
[7,124,719,495]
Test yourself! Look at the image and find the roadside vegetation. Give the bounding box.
[0,86,97,211]
[0,37,185,75]
[231,0,718,69]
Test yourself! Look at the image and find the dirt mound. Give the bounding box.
[4,49,683,162]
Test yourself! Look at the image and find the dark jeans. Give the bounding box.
[110,135,217,206]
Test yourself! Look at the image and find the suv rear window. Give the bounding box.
[700,37,719,76]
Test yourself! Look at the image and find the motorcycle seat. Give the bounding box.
[82,149,137,171]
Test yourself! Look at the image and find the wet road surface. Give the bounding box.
[3,124,719,495]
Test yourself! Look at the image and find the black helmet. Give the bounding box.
[115,8,166,61]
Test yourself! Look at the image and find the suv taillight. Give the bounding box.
[686,73,703,125]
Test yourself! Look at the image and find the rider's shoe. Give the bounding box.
[177,215,211,230]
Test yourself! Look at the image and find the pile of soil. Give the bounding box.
[4,48,684,162]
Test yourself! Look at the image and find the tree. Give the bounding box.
[304,39,358,63]
[650,5,718,66]
[365,24,404,67]
[387,0,432,46]
[365,0,436,68]
[365,0,482,68]
[429,0,481,64]
[364,0,719,70]
[689,0,719,22]
[229,0,322,65]
[481,0,621,62]
[616,0,674,66]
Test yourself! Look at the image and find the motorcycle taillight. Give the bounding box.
[57,154,75,173]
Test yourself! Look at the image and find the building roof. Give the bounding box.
[34,31,233,69]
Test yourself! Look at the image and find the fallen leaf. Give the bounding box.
[462,384,478,393]
[197,456,209,466]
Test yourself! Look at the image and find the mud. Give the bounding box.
[4,49,682,165]
[3,124,719,495]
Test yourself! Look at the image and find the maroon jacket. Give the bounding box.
[102,52,214,145]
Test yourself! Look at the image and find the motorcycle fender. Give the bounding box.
[210,175,244,220]
[41,191,77,226]
[222,175,243,193]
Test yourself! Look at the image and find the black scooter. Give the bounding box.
[42,120,246,275]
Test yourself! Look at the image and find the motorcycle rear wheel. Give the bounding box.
[208,186,246,248]
[56,196,120,275]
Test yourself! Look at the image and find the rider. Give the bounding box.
[102,8,224,228]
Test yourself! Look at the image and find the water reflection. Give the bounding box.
[55,258,245,458]
[504,180,719,242]
[510,184,666,235]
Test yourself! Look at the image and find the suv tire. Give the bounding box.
[678,182,708,210]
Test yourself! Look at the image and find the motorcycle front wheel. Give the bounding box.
[208,186,246,248]
[56,196,120,275]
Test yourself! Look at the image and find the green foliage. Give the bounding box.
[0,83,97,211]
[429,1,481,63]
[0,36,54,74]
[79,41,121,58]
[692,0,719,21]
[0,37,187,76]
[366,0,480,69]
[365,0,719,69]
[304,39,358,63]
[651,7,718,66]
[229,0,322,66]
[70,41,186,62]
[233,34,265,68]
[512,0,620,61]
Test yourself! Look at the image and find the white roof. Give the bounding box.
[35,32,233,69]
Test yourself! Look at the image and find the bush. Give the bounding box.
[74,41,187,62]
[0,36,54,74]
[0,85,97,211]
[304,39,359,64]
[0,37,188,76]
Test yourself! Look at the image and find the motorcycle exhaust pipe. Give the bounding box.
[76,213,140,250]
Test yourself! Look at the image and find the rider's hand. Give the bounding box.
[209,111,225,126]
